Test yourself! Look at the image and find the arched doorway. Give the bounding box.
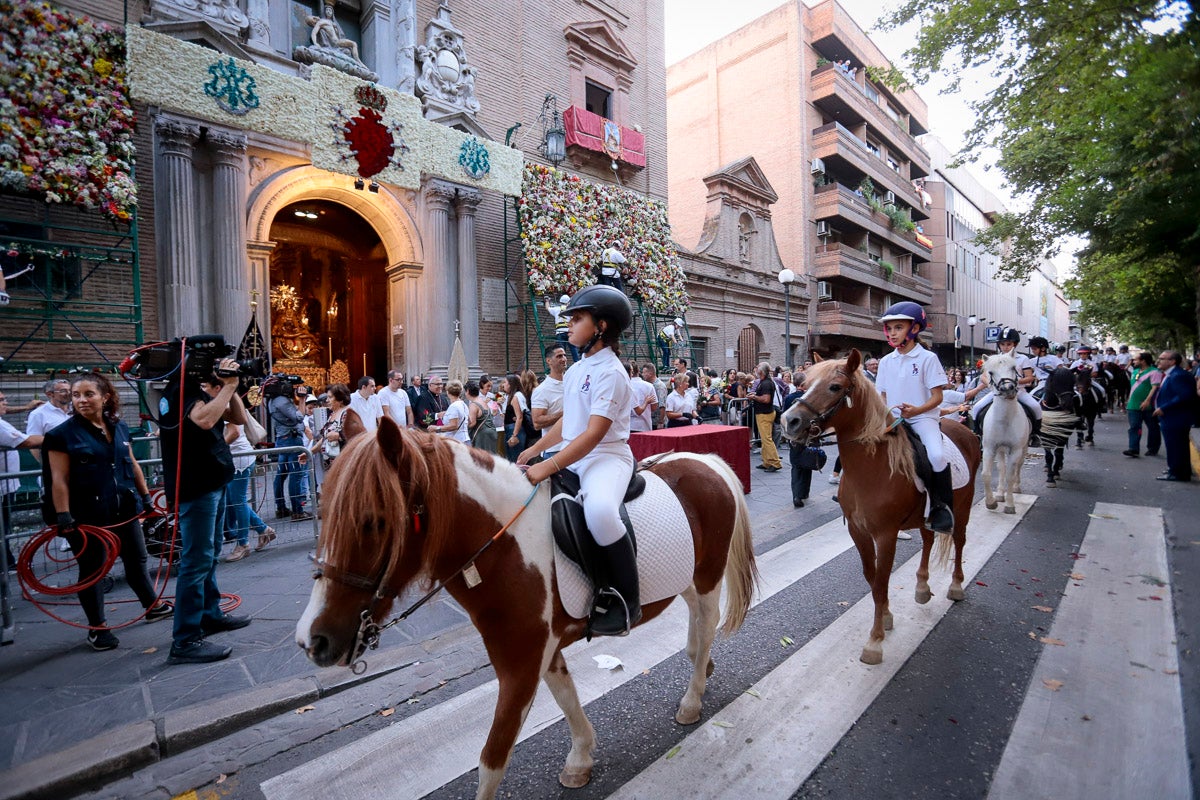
[268,200,388,385]
[737,324,762,374]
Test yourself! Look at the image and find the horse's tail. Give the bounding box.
[932,531,955,571]
[705,457,759,637]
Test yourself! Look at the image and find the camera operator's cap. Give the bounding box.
[305,395,318,404]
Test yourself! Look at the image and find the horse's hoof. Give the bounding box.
[1004,506,1016,514]
[559,767,592,789]
[947,586,965,601]
[860,646,883,665]
[705,658,715,678]
[915,588,933,604]
[985,500,998,510]
[675,705,702,725]
[883,612,894,631]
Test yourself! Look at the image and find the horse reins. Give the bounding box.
[314,483,540,674]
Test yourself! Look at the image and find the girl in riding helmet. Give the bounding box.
[519,285,639,636]
[969,327,1043,442]
[875,301,955,534]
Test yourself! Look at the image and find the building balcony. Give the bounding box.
[563,105,646,169]
[811,122,929,220]
[812,183,933,261]
[814,300,885,341]
[813,243,933,304]
[809,65,930,178]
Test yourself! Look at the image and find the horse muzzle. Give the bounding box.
[994,378,1018,398]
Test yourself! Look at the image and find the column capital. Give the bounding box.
[208,130,248,158]
[423,179,458,210]
[155,116,201,154]
[455,188,483,215]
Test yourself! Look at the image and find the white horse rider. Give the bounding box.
[980,353,1030,515]
[970,327,1042,442]
[1027,335,1065,398]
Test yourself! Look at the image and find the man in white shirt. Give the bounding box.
[628,361,657,432]
[25,378,71,460]
[349,376,384,434]
[378,370,413,427]
[2,392,46,566]
[531,345,567,453]
[641,363,669,429]
[545,295,579,361]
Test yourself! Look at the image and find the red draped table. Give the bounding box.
[628,424,752,494]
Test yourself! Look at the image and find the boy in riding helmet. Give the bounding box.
[1069,344,1106,399]
[875,302,955,534]
[969,327,1043,442]
[1028,336,1064,384]
[520,285,639,636]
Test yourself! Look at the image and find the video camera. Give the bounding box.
[261,373,305,400]
[121,335,267,382]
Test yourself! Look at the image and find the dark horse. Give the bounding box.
[1100,362,1131,414]
[1074,368,1103,447]
[1039,367,1082,486]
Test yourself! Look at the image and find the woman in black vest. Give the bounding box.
[44,373,173,651]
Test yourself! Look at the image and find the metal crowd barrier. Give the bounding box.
[0,444,320,646]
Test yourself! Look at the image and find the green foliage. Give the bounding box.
[857,176,876,199]
[881,0,1200,346]
[863,65,912,93]
[880,260,896,280]
[883,204,917,233]
[816,56,831,67]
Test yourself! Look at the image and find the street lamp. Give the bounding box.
[778,268,795,366]
[967,314,978,372]
[539,94,566,167]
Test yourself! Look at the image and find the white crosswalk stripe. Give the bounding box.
[261,497,1190,800]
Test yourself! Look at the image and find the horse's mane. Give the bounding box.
[808,358,914,481]
[318,424,458,589]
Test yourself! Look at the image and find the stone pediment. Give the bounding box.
[564,20,637,71]
[703,157,778,207]
[142,19,256,62]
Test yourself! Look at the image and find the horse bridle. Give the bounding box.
[313,484,539,674]
[791,368,853,434]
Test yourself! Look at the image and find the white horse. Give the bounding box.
[980,354,1030,514]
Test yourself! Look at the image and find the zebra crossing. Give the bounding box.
[260,496,1190,800]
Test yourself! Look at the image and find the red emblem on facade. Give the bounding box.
[339,84,404,178]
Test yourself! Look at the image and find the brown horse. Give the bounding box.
[780,349,981,665]
[296,417,758,799]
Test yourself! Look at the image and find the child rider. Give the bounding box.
[519,284,639,636]
[875,302,955,534]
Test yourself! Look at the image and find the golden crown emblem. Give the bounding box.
[354,84,387,113]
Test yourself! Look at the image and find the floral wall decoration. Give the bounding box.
[0,0,137,220]
[518,163,689,314]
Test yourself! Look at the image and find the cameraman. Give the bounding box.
[160,358,252,665]
[268,379,311,521]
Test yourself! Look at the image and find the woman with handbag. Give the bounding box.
[464,381,498,451]
[431,380,471,443]
[782,374,825,508]
[222,411,275,561]
[502,374,528,461]
[43,373,173,650]
[317,384,353,469]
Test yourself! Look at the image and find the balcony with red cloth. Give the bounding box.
[563,105,646,169]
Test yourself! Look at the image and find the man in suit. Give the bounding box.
[1153,350,1195,482]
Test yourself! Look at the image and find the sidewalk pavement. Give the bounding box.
[0,444,830,799]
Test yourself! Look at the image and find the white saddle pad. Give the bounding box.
[910,433,971,523]
[554,470,695,620]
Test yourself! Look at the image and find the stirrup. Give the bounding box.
[927,506,954,535]
[589,588,637,637]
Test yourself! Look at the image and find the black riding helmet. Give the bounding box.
[998,327,1021,344]
[1029,336,1050,350]
[564,285,633,352]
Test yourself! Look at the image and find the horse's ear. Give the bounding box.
[342,408,366,442]
[376,415,404,461]
[813,352,824,363]
[845,348,862,373]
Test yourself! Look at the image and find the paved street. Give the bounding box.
[2,416,1198,799]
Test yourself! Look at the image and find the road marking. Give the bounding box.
[607,494,1035,800]
[261,513,858,799]
[988,502,1192,800]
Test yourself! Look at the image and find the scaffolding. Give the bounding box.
[0,202,143,372]
[501,195,697,372]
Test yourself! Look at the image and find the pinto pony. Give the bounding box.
[296,418,757,799]
[779,349,981,665]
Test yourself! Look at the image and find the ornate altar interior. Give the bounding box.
[268,200,388,387]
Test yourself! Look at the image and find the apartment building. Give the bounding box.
[667,0,934,360]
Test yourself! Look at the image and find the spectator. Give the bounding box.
[863,358,880,384]
[379,370,413,427]
[464,381,498,452]
[26,377,71,551]
[628,361,657,433]
[1123,351,1162,458]
[413,374,448,431]
[1,392,44,569]
[697,374,722,423]
[531,345,567,442]
[316,384,354,470]
[431,381,470,443]
[223,412,275,562]
[44,374,173,651]
[641,363,669,428]
[503,374,528,461]
[782,373,816,508]
[520,371,540,447]
[268,380,309,521]
[665,373,697,428]
[348,375,384,434]
[1152,351,1193,481]
[752,362,783,472]
[405,373,423,407]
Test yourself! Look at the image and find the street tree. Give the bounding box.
[880,0,1200,347]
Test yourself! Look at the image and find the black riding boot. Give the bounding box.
[1029,416,1042,447]
[973,406,988,436]
[590,535,642,637]
[926,467,955,534]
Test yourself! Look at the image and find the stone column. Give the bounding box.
[154,117,202,340]
[386,262,422,377]
[455,189,482,366]
[394,0,417,93]
[209,130,249,342]
[361,0,392,86]
[422,180,458,370]
[246,239,277,361]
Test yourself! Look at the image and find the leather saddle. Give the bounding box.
[898,421,935,490]
[550,468,646,588]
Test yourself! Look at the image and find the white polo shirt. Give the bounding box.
[349,391,384,434]
[561,346,631,449]
[1069,357,1100,374]
[628,376,657,432]
[1030,354,1064,381]
[530,376,564,420]
[378,385,411,426]
[26,403,71,437]
[875,343,947,421]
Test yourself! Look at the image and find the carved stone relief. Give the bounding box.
[415,1,481,122]
[293,1,379,82]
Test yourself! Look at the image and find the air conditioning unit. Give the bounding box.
[810,158,826,175]
[815,221,831,237]
[884,191,896,205]
[817,281,833,301]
